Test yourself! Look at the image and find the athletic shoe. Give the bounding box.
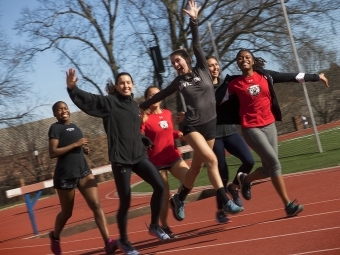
[148,224,170,241]
[116,239,140,255]
[49,231,61,255]
[215,211,230,224]
[169,193,185,221]
[226,183,243,207]
[161,226,178,238]
[237,173,252,200]
[105,239,118,255]
[223,200,244,215]
[285,200,304,217]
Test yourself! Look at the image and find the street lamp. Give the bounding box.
[33,147,41,181]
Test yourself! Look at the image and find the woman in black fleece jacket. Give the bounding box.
[66,69,169,255]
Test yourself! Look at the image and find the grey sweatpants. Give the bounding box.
[241,122,281,178]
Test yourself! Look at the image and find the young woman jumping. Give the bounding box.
[139,1,243,222]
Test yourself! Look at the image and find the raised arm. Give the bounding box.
[183,1,206,69]
[66,68,112,118]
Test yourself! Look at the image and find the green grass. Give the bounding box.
[132,127,340,193]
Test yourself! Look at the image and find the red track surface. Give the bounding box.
[0,167,340,255]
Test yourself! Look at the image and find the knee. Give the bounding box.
[270,164,282,178]
[60,209,72,220]
[118,195,131,212]
[244,157,255,169]
[88,200,102,212]
[206,156,218,170]
[153,180,164,194]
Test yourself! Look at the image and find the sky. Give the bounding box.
[0,0,79,121]
[1,1,339,124]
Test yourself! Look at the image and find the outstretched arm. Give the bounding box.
[139,81,178,110]
[268,70,329,87]
[66,68,112,118]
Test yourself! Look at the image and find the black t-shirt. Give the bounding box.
[48,122,90,179]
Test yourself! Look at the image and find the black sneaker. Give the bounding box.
[215,211,230,224]
[285,200,304,217]
[105,239,118,255]
[226,183,243,207]
[237,173,252,200]
[49,231,61,255]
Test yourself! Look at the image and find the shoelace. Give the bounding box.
[288,199,298,207]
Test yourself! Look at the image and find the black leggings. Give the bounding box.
[112,159,164,243]
[213,133,254,209]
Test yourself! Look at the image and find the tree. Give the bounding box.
[16,0,122,95]
[124,0,338,74]
[0,29,36,126]
[309,63,340,124]
[5,120,55,183]
[16,0,338,96]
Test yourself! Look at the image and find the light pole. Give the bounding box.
[33,147,41,181]
[280,0,323,153]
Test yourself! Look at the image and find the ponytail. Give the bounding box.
[105,79,116,95]
[253,57,266,69]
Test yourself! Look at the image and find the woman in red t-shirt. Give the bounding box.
[221,49,329,217]
[141,86,190,238]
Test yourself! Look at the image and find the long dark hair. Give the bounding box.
[236,49,266,69]
[170,48,192,67]
[144,85,159,99]
[105,72,134,95]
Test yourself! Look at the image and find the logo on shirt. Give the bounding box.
[159,120,169,129]
[179,74,202,90]
[247,84,261,97]
[66,128,75,131]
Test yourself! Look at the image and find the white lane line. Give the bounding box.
[289,247,340,255]
[4,208,340,251]
[152,226,340,254]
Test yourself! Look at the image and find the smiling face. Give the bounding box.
[236,50,255,72]
[207,57,220,80]
[115,74,134,96]
[170,54,190,75]
[53,102,70,124]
